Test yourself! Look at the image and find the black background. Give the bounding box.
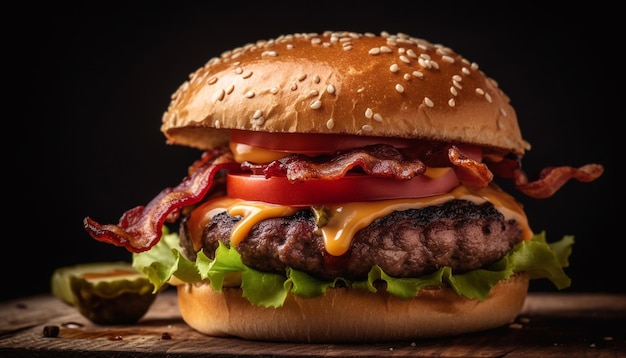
[11,2,617,302]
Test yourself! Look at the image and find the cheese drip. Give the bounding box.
[187,185,531,256]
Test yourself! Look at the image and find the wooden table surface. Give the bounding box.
[1,289,624,357]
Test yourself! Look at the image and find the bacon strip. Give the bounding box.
[513,164,604,199]
[448,145,493,188]
[83,150,239,253]
[243,144,427,181]
[486,155,604,198]
[244,143,499,188]
[83,143,604,254]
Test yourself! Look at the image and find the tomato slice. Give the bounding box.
[230,129,420,154]
[226,169,460,206]
[230,129,483,164]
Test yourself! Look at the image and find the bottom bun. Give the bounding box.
[176,273,529,343]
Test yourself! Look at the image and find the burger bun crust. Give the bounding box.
[176,273,529,343]
[161,31,530,156]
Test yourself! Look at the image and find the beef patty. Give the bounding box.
[179,200,523,281]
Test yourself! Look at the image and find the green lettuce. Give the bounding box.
[133,228,573,307]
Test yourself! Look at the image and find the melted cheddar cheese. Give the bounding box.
[186,184,531,256]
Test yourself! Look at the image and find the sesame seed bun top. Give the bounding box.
[161,31,531,155]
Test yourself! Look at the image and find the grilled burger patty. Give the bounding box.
[180,200,523,281]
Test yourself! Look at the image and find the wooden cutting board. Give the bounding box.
[1,289,624,357]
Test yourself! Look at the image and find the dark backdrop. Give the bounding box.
[11,2,617,301]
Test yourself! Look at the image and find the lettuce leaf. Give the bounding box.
[133,230,573,307]
[131,227,200,293]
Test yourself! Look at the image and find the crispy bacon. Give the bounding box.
[485,155,604,199]
[513,164,604,199]
[242,144,427,181]
[83,150,239,253]
[242,143,497,189]
[83,143,603,253]
[448,146,493,188]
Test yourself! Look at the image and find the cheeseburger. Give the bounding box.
[84,31,604,342]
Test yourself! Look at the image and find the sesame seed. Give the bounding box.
[395,84,405,93]
[485,92,493,103]
[448,98,455,107]
[313,75,320,83]
[214,120,221,129]
[380,46,392,53]
[270,87,279,94]
[461,67,470,75]
[190,70,202,84]
[424,97,434,107]
[235,67,243,74]
[212,89,225,102]
[406,49,418,59]
[399,55,410,64]
[326,84,336,94]
[244,90,255,98]
[373,113,383,122]
[452,75,462,82]
[453,80,462,89]
[310,100,322,109]
[290,83,298,91]
[252,109,263,119]
[403,73,411,80]
[362,124,373,132]
[226,84,234,95]
[390,64,399,73]
[441,55,455,63]
[476,88,485,95]
[365,108,373,118]
[326,118,335,129]
[242,71,253,79]
[412,71,424,79]
[261,50,278,56]
[500,107,507,116]
[368,47,381,55]
[207,76,218,85]
[179,80,189,93]
[297,74,307,81]
[251,116,265,127]
[308,90,319,97]
[450,87,458,96]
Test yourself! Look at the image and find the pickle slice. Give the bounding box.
[51,262,157,325]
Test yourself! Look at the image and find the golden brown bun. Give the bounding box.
[161,31,530,156]
[176,273,529,343]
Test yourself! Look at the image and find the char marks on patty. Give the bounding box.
[179,200,522,281]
